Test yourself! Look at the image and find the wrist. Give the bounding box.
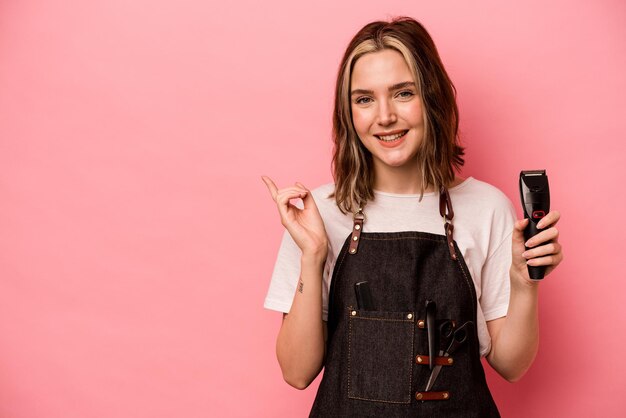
[301,247,328,267]
[510,268,541,293]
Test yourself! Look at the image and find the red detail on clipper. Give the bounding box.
[532,210,546,219]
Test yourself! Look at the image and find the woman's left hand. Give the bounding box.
[510,210,563,284]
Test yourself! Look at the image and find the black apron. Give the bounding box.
[309,188,500,417]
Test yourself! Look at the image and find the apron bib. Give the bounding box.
[309,188,500,417]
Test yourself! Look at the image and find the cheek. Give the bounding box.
[406,102,424,126]
[350,107,370,134]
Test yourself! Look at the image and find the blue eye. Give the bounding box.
[355,97,372,104]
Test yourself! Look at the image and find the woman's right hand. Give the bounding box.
[262,176,328,260]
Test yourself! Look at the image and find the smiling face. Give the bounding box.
[350,49,425,176]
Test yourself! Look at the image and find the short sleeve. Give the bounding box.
[263,230,303,315]
[479,198,517,322]
[480,233,512,321]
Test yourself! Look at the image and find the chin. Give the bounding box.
[381,157,414,168]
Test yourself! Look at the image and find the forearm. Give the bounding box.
[487,270,540,382]
[276,253,326,389]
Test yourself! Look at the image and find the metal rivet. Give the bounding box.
[355,224,361,230]
[351,310,357,316]
[407,313,413,319]
[443,392,449,399]
[350,248,356,254]
[448,358,453,364]
[416,393,423,400]
[352,236,358,241]
[418,320,425,328]
[416,356,423,363]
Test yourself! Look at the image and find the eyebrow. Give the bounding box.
[351,81,416,96]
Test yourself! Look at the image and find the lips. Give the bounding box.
[374,130,408,148]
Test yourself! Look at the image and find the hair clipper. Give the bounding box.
[519,170,550,280]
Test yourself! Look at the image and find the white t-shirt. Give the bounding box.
[264,177,517,357]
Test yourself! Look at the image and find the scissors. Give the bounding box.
[424,321,474,392]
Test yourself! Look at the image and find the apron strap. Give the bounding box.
[348,208,364,254]
[348,188,457,260]
[439,187,457,260]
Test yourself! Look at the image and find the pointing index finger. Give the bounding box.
[261,176,279,201]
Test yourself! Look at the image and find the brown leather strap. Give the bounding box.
[415,391,450,401]
[439,187,457,260]
[350,191,457,259]
[444,222,456,260]
[415,355,454,366]
[348,209,365,255]
[439,187,454,219]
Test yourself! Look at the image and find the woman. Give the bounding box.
[262,17,562,417]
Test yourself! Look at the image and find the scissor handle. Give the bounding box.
[439,320,454,342]
[444,321,474,355]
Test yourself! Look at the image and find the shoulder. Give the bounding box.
[452,177,508,200]
[310,182,336,201]
[309,181,354,234]
[451,177,516,214]
[309,182,352,222]
[309,182,341,215]
[450,177,517,242]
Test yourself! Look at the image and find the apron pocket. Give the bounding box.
[347,308,414,404]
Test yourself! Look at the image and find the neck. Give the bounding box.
[372,162,435,194]
[372,163,463,194]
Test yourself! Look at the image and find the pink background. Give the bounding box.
[0,0,624,417]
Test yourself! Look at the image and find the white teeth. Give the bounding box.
[378,131,406,142]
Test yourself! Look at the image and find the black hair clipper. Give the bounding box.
[519,170,550,280]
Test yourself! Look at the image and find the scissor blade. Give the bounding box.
[424,349,445,392]
[425,365,442,392]
[426,300,436,371]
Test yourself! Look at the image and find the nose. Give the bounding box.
[377,99,397,126]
